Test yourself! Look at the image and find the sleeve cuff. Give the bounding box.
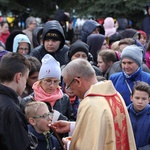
[69,122,76,136]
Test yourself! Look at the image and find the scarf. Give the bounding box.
[32,81,63,107]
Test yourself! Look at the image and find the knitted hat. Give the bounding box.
[68,40,89,59]
[44,30,62,41]
[38,54,61,80]
[121,45,143,66]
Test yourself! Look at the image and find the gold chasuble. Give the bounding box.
[69,81,136,150]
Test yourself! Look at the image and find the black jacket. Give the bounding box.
[0,84,36,150]
[31,44,69,66]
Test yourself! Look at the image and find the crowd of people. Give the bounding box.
[0,4,150,150]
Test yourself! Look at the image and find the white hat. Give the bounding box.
[13,34,31,53]
[38,54,61,80]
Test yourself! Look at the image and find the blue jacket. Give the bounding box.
[109,67,150,106]
[28,125,61,150]
[127,104,150,148]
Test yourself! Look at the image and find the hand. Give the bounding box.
[62,137,71,150]
[50,120,70,133]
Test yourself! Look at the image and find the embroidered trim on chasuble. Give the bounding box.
[86,93,129,150]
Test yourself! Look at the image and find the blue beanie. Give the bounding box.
[121,45,143,66]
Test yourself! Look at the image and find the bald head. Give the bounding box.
[62,59,96,80]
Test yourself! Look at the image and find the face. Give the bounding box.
[97,55,111,73]
[40,77,60,94]
[28,22,37,30]
[18,42,30,55]
[44,39,61,53]
[17,70,29,96]
[27,71,39,87]
[139,35,147,46]
[91,27,100,34]
[101,40,109,50]
[71,52,88,60]
[121,58,139,75]
[1,23,9,33]
[32,105,52,133]
[130,90,150,112]
[65,85,75,97]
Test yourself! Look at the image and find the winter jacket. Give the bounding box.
[127,104,150,149]
[0,84,36,150]
[87,34,105,64]
[31,20,69,66]
[28,125,61,150]
[109,67,150,106]
[32,26,43,48]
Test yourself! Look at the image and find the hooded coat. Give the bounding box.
[32,26,43,48]
[13,34,31,54]
[116,18,128,34]
[31,20,69,66]
[121,29,140,39]
[80,20,105,43]
[5,30,25,52]
[87,34,105,64]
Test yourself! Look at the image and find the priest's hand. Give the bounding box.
[50,120,70,133]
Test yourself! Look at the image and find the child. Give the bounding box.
[25,101,61,150]
[128,81,150,149]
[63,83,80,121]
[21,56,41,98]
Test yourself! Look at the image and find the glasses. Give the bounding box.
[18,47,29,51]
[66,79,75,90]
[43,79,60,86]
[33,112,53,120]
[31,22,37,25]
